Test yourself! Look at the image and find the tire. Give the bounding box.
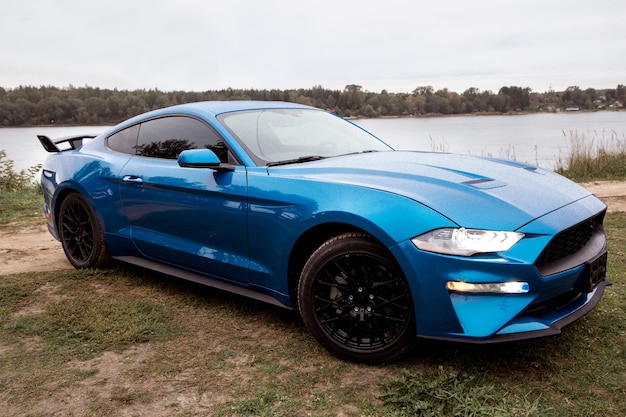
[298,232,416,363]
[58,193,110,269]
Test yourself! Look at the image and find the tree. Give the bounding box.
[413,86,434,97]
[426,95,452,114]
[562,86,583,107]
[344,84,363,110]
[449,94,462,114]
[0,83,622,126]
[489,94,509,113]
[498,86,530,111]
[37,96,69,123]
[359,103,377,118]
[84,97,107,122]
[616,84,625,102]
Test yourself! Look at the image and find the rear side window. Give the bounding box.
[107,124,139,155]
[136,116,230,162]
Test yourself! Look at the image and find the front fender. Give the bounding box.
[246,171,457,298]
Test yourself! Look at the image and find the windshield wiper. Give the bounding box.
[266,155,325,167]
[334,149,381,158]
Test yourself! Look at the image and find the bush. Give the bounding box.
[0,150,41,192]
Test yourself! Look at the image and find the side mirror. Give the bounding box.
[178,149,235,172]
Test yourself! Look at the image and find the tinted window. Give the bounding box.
[136,116,231,162]
[107,124,139,155]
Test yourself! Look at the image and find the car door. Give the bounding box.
[118,116,249,284]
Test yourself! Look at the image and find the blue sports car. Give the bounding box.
[38,101,609,363]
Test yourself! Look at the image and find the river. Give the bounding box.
[355,111,626,169]
[1,112,625,171]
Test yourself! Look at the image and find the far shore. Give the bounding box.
[1,108,622,128]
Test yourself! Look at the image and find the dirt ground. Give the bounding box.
[1,181,625,416]
[1,181,625,276]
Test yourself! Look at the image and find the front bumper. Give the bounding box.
[391,195,609,343]
[420,279,611,343]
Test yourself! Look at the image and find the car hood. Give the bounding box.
[267,151,594,230]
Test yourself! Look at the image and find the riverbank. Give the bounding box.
[1,106,622,127]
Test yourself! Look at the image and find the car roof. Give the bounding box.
[166,100,315,116]
[109,100,318,134]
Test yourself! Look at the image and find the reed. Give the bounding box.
[555,129,626,181]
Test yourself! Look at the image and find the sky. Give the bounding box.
[1,0,625,94]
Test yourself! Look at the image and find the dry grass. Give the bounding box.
[1,222,625,417]
[1,151,625,416]
[556,129,626,181]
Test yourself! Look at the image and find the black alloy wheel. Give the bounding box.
[298,233,416,363]
[58,193,110,269]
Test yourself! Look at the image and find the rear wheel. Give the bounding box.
[298,233,416,363]
[58,193,110,269]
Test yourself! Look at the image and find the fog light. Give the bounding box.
[446,281,530,294]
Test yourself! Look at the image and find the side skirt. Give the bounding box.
[113,255,291,310]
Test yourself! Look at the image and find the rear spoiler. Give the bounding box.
[37,134,98,153]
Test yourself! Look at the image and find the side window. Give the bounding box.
[107,124,139,155]
[136,116,231,162]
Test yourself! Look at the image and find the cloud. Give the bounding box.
[1,0,625,93]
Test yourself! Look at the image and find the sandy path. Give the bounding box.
[0,225,71,274]
[1,181,625,275]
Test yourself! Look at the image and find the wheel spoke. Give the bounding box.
[60,201,96,263]
[313,295,344,310]
[312,252,411,350]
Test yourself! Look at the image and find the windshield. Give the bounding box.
[218,109,392,166]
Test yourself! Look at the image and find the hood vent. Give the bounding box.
[462,178,506,190]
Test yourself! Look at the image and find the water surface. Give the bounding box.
[1,112,625,171]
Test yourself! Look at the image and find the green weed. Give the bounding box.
[0,149,41,192]
[377,367,543,416]
[556,130,626,181]
[0,154,625,416]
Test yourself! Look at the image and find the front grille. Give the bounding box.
[535,213,604,273]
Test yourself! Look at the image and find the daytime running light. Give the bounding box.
[446,281,530,294]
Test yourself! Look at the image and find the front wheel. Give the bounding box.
[58,193,110,269]
[298,233,416,363]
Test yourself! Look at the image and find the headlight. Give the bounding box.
[412,228,524,256]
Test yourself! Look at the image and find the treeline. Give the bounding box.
[0,83,624,126]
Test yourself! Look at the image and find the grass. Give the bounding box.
[0,149,43,230]
[555,129,626,182]
[0,149,625,416]
[0,184,43,231]
[0,224,624,416]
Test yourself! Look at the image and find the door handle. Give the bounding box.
[122,175,143,184]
